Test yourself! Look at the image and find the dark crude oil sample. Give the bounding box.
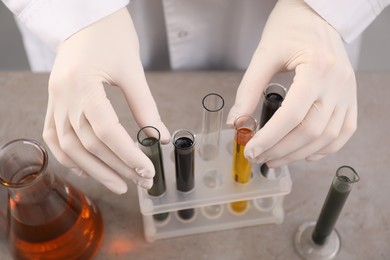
[8,174,103,259]
[259,84,285,177]
[293,166,359,259]
[177,208,195,221]
[137,127,169,223]
[312,175,353,245]
[141,137,169,222]
[174,136,195,193]
[140,137,166,197]
[260,92,284,128]
[173,130,196,221]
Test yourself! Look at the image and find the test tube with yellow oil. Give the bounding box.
[230,115,258,214]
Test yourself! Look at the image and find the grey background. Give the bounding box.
[1,2,390,71]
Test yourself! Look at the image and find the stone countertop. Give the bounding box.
[0,71,389,259]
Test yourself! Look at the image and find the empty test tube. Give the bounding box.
[198,93,224,161]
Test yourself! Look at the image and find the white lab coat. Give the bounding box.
[3,0,389,72]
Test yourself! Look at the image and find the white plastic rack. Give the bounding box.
[137,129,292,242]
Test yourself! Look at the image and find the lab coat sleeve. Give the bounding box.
[305,0,390,43]
[1,0,129,50]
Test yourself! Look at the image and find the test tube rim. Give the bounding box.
[0,138,49,189]
[233,114,258,132]
[202,93,225,112]
[137,125,161,146]
[335,165,360,183]
[172,129,196,150]
[263,83,287,98]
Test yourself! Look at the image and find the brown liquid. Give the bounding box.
[230,200,248,214]
[8,185,103,260]
[230,128,252,214]
[232,128,252,183]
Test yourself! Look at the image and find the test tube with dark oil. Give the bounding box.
[259,83,286,128]
[294,166,360,260]
[137,126,169,222]
[230,115,258,214]
[173,129,196,221]
[259,83,286,177]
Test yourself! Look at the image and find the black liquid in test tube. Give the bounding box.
[260,83,286,129]
[312,166,359,245]
[141,137,166,196]
[174,133,195,192]
[173,130,196,221]
[137,126,166,197]
[177,208,195,220]
[137,126,169,222]
[259,83,286,177]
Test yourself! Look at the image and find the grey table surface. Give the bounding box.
[0,71,389,260]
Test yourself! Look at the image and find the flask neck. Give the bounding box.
[7,170,55,203]
[0,139,53,202]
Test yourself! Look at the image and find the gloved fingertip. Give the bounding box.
[152,121,171,144]
[306,154,326,162]
[245,143,267,165]
[135,167,155,179]
[69,167,88,178]
[226,120,234,128]
[226,110,238,127]
[160,132,172,144]
[244,148,256,161]
[108,181,128,195]
[246,157,259,164]
[265,160,283,169]
[138,178,153,190]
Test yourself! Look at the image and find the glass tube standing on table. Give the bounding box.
[230,115,258,214]
[173,129,196,221]
[137,126,169,222]
[259,83,286,177]
[294,166,360,260]
[312,166,360,244]
[198,93,224,161]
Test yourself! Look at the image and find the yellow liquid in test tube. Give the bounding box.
[230,127,253,214]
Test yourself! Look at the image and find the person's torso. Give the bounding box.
[129,0,276,70]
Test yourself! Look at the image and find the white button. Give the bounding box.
[178,30,188,38]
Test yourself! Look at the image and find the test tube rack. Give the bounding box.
[137,129,292,242]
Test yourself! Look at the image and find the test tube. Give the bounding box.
[294,166,360,259]
[173,129,196,221]
[137,126,169,222]
[312,166,360,245]
[137,126,166,197]
[230,115,258,214]
[259,83,286,177]
[259,83,286,128]
[198,93,224,161]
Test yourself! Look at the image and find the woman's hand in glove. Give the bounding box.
[227,0,357,167]
[43,8,170,194]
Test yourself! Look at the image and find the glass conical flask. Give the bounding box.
[0,139,104,259]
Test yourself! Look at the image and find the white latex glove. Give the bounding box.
[227,0,357,167]
[43,8,170,194]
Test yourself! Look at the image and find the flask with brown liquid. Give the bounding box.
[0,139,104,259]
